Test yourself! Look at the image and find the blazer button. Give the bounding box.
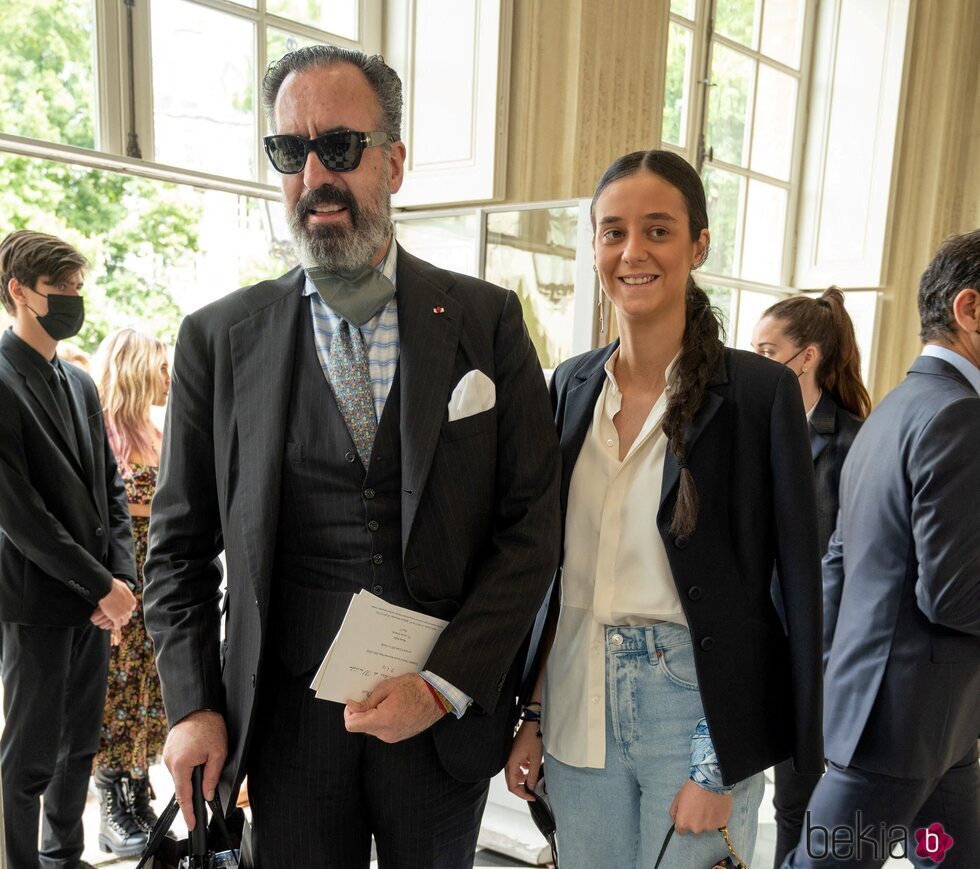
[674,535,689,549]
[372,584,384,595]
[345,451,356,463]
[363,488,376,500]
[367,520,379,532]
[95,527,104,537]
[687,586,703,601]
[700,636,715,651]
[372,553,384,565]
[250,673,256,687]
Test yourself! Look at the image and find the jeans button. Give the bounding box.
[611,633,624,646]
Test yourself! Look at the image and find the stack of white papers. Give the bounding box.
[310,590,449,704]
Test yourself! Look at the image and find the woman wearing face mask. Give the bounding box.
[90,329,171,857]
[506,151,823,868]
[751,289,871,867]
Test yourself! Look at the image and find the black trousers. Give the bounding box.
[1,621,110,869]
[772,757,823,867]
[782,745,980,868]
[247,656,490,869]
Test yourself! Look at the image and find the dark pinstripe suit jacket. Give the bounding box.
[144,246,561,800]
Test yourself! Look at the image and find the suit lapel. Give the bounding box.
[558,343,616,515]
[62,366,105,524]
[809,392,836,462]
[395,248,462,546]
[659,351,728,511]
[229,270,304,607]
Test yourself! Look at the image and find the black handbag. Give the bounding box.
[653,823,747,869]
[135,767,246,869]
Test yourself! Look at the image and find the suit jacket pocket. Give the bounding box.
[441,407,496,442]
[931,634,980,662]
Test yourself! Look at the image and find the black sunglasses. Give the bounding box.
[263,130,394,175]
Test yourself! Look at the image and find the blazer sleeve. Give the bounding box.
[910,397,980,635]
[0,379,113,604]
[423,290,562,713]
[143,314,226,724]
[97,399,137,585]
[769,367,825,774]
[821,518,845,665]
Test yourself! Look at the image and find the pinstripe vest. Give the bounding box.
[270,314,412,675]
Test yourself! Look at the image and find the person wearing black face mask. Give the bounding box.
[0,230,137,869]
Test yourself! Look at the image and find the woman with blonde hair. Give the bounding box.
[90,328,170,857]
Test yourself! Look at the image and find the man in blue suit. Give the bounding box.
[785,229,980,868]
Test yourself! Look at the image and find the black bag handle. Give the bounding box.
[134,765,214,869]
[654,823,677,869]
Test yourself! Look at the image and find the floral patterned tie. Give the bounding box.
[327,320,377,468]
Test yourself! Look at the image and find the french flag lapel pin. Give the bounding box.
[433,306,445,314]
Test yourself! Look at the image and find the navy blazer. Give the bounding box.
[546,342,824,784]
[0,329,135,624]
[823,355,980,779]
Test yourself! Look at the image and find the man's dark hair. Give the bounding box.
[918,229,980,342]
[262,45,402,141]
[0,230,87,316]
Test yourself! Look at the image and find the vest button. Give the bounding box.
[688,586,703,600]
[364,488,376,499]
[372,584,383,595]
[700,636,715,651]
[372,553,384,565]
[345,451,356,463]
[368,520,379,531]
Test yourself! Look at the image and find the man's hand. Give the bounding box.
[669,779,733,835]
[505,719,544,802]
[89,605,114,630]
[98,578,136,628]
[162,710,228,830]
[343,673,446,743]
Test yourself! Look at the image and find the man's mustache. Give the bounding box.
[295,186,358,224]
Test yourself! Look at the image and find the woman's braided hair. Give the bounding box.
[590,151,724,537]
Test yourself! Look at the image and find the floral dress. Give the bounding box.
[92,462,168,778]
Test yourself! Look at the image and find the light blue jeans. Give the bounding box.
[545,623,765,868]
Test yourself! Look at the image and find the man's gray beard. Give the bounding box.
[288,186,393,276]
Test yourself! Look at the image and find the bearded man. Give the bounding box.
[143,45,560,868]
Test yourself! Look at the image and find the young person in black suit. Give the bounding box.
[0,231,137,869]
[506,151,824,868]
[752,287,872,867]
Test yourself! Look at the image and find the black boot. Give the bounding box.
[95,771,148,857]
[126,774,159,834]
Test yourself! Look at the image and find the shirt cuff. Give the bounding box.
[419,671,472,719]
[689,717,735,794]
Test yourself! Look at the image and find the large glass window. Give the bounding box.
[0,0,97,149]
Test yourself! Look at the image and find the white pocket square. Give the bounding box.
[447,370,496,422]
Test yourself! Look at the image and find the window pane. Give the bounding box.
[733,288,787,350]
[484,207,579,370]
[702,165,745,277]
[741,180,787,285]
[706,44,754,168]
[267,28,319,67]
[266,0,358,41]
[0,0,97,148]
[750,64,797,181]
[151,0,256,179]
[394,215,479,277]
[670,0,695,20]
[662,23,694,148]
[760,0,804,68]
[714,0,760,49]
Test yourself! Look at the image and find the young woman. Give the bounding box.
[91,328,170,857]
[751,290,871,867]
[506,150,824,867]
